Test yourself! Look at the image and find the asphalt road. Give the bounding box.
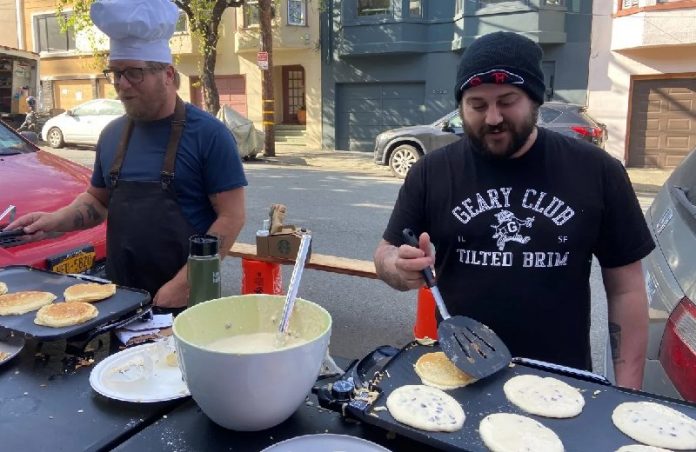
[44,145,659,378]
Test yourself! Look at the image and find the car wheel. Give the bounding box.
[47,127,65,149]
[388,144,420,179]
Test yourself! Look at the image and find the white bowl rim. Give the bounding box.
[172,295,332,356]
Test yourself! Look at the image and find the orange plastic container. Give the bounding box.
[241,259,283,295]
[413,286,438,340]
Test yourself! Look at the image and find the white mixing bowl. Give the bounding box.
[173,294,332,431]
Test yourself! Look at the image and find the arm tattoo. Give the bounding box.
[609,322,624,363]
[83,202,101,222]
[73,211,85,229]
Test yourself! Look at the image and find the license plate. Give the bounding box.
[48,247,96,274]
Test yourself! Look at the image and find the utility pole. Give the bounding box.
[259,0,275,157]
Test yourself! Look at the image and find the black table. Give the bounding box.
[2,336,431,452]
[0,333,184,452]
[113,377,439,452]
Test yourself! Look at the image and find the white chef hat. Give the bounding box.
[90,0,179,64]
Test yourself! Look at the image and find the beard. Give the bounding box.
[119,79,168,121]
[463,106,538,160]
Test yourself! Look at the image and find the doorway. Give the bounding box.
[282,65,305,124]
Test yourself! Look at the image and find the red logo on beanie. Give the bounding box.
[493,72,508,84]
[469,77,482,87]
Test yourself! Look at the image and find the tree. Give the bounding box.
[259,0,275,157]
[57,0,243,115]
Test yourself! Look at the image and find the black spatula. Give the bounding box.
[402,228,511,379]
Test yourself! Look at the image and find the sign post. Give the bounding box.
[257,51,269,70]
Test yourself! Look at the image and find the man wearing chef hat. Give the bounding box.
[7,0,247,311]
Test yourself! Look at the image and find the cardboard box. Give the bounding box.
[256,226,311,260]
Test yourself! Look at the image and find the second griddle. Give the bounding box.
[0,266,150,340]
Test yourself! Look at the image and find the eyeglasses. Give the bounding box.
[103,67,161,85]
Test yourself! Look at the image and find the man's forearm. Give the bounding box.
[608,292,649,389]
[207,214,244,261]
[54,192,108,231]
[374,243,411,291]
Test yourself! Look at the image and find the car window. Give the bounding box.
[539,106,563,124]
[72,101,100,116]
[0,124,36,155]
[99,101,125,116]
[448,115,462,128]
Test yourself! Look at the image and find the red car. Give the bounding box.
[0,121,106,274]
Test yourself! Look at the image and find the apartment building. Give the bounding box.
[17,0,320,147]
[588,0,696,168]
[320,0,594,151]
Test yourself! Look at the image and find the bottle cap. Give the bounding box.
[189,234,219,257]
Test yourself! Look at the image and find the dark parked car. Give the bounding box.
[374,101,608,178]
[640,146,696,402]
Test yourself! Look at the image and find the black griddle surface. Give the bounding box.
[0,266,150,340]
[351,343,696,452]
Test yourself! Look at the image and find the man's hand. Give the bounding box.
[374,232,435,291]
[5,212,60,241]
[153,274,189,309]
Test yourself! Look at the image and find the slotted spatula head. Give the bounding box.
[437,316,511,380]
[401,228,511,380]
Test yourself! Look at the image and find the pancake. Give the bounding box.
[386,384,465,432]
[64,283,116,303]
[34,301,98,328]
[414,351,477,390]
[504,374,585,418]
[479,413,564,452]
[0,291,57,315]
[0,281,7,295]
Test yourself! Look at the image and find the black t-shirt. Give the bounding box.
[383,128,655,370]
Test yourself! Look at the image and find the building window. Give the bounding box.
[358,0,391,16]
[409,0,422,17]
[244,0,260,27]
[288,0,306,26]
[175,11,189,33]
[34,13,75,53]
[543,0,564,5]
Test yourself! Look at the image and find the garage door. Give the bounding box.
[53,79,94,111]
[336,83,425,152]
[628,78,696,168]
[192,75,247,117]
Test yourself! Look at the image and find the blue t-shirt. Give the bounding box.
[92,103,248,233]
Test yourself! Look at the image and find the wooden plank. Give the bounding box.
[229,242,378,279]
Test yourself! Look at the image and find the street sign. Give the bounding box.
[257,51,268,70]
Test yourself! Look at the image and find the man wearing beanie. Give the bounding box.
[375,31,654,389]
[7,0,247,312]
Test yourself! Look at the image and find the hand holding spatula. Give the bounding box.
[402,228,511,379]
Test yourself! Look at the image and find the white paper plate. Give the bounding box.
[89,339,190,403]
[261,434,391,452]
[0,333,25,366]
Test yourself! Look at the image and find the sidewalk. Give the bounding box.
[251,145,672,193]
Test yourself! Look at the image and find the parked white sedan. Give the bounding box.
[41,99,124,148]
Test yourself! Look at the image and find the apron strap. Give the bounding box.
[109,119,135,188]
[107,97,186,190]
[161,97,186,190]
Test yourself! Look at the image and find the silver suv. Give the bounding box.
[641,146,696,402]
[373,102,607,178]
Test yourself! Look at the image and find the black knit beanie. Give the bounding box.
[454,31,546,105]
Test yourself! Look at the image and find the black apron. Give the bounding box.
[105,98,196,303]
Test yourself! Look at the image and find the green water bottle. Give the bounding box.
[187,234,221,308]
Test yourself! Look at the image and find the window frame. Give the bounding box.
[33,11,76,54]
[357,0,392,17]
[287,0,307,26]
[243,0,261,28]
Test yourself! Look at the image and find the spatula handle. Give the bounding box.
[401,228,437,288]
[402,228,451,320]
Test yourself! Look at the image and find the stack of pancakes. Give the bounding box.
[0,281,116,328]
